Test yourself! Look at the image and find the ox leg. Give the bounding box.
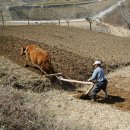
[24,55,29,67]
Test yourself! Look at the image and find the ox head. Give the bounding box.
[21,46,28,56]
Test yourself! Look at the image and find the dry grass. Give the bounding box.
[0,56,56,130]
[0,91,38,130]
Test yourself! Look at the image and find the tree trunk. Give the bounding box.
[58,20,60,26]
[67,21,69,27]
[27,17,30,25]
[89,21,92,30]
[0,10,4,26]
[2,16,4,26]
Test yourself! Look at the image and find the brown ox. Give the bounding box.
[21,44,54,74]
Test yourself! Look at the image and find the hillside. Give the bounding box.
[0,0,85,6]
[1,0,130,129]
[19,0,79,3]
[103,0,130,28]
[0,0,21,6]
[1,56,130,130]
[1,25,130,73]
[1,24,130,129]
[0,22,130,130]
[1,24,130,97]
[1,54,130,130]
[0,0,120,21]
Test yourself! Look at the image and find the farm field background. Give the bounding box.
[1,25,130,78]
[0,24,130,107]
[1,16,130,130]
[1,0,130,130]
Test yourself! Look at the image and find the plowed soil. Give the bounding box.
[0,25,130,111]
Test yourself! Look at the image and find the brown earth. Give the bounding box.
[0,25,130,112]
[0,33,93,81]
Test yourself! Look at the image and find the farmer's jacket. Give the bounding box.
[89,66,107,82]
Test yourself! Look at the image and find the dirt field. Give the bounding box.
[0,24,130,129]
[1,25,130,67]
[0,32,93,81]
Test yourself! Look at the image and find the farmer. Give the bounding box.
[88,60,108,101]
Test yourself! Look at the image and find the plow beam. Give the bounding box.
[57,76,93,85]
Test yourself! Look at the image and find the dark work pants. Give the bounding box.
[91,80,108,100]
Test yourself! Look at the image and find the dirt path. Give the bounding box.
[103,23,130,38]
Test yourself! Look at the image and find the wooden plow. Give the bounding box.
[57,76,94,95]
[46,73,94,96]
[33,63,94,96]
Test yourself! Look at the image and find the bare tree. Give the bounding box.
[78,6,93,30]
[0,9,5,26]
[45,8,61,26]
[25,14,30,25]
[61,6,75,27]
[29,7,61,25]
[24,9,33,25]
[64,15,71,27]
